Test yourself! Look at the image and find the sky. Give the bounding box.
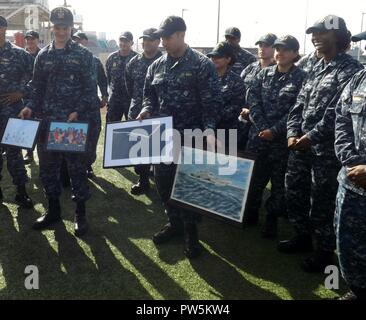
[48,0,366,54]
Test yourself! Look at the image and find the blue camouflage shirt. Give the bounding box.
[335,69,366,196]
[27,40,95,122]
[0,41,34,116]
[106,50,137,101]
[247,65,306,151]
[231,47,257,76]
[287,53,363,156]
[125,51,162,120]
[142,46,223,133]
[217,69,246,130]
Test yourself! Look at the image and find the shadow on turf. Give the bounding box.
[0,166,344,300]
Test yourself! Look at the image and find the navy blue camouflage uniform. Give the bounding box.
[27,40,95,202]
[286,53,363,252]
[296,51,321,75]
[125,50,162,181]
[245,65,306,221]
[142,47,223,226]
[86,56,108,167]
[240,61,275,149]
[216,69,246,152]
[230,46,256,76]
[0,41,34,187]
[335,69,366,290]
[106,50,137,122]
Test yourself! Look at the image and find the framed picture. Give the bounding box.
[170,147,256,225]
[103,116,174,168]
[0,118,41,150]
[46,121,89,153]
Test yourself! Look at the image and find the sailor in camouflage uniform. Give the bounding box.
[138,16,223,259]
[279,16,364,273]
[125,28,162,195]
[20,7,95,237]
[239,33,277,149]
[106,31,137,122]
[73,31,109,178]
[23,30,41,164]
[0,15,34,208]
[334,32,366,300]
[245,36,305,238]
[207,41,245,152]
[225,27,256,76]
[296,50,322,75]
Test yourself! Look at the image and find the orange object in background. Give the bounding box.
[14,32,25,48]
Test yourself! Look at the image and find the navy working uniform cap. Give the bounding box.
[306,15,348,34]
[273,35,300,51]
[25,30,40,39]
[50,7,74,27]
[139,28,160,41]
[72,31,88,41]
[119,31,133,42]
[352,31,366,42]
[225,27,241,39]
[255,33,278,46]
[155,16,187,37]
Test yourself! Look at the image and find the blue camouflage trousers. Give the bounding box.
[335,184,366,289]
[154,164,199,227]
[106,96,130,122]
[37,142,90,202]
[285,150,340,252]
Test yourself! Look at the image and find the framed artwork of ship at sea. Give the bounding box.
[170,147,256,225]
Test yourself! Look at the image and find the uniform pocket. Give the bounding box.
[350,94,366,153]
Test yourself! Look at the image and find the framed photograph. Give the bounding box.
[103,116,174,168]
[0,118,41,150]
[46,121,89,153]
[170,147,256,225]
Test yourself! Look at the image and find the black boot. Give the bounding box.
[86,166,95,179]
[153,220,184,245]
[15,185,34,209]
[24,151,34,165]
[74,201,89,237]
[301,250,335,273]
[184,223,202,259]
[131,178,150,196]
[33,198,61,230]
[278,234,313,254]
[262,216,278,239]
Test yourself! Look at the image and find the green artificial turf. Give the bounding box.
[0,121,346,300]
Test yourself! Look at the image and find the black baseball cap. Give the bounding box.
[139,28,160,41]
[50,7,74,27]
[72,31,88,41]
[155,16,187,37]
[119,31,133,42]
[25,30,40,39]
[225,27,241,40]
[273,35,300,51]
[306,15,348,34]
[255,33,278,46]
[207,41,236,64]
[352,31,366,42]
[0,16,7,28]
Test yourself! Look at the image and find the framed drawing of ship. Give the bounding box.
[170,147,256,225]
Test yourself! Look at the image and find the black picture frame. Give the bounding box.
[0,117,41,151]
[45,121,90,154]
[103,116,174,169]
[169,147,257,227]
